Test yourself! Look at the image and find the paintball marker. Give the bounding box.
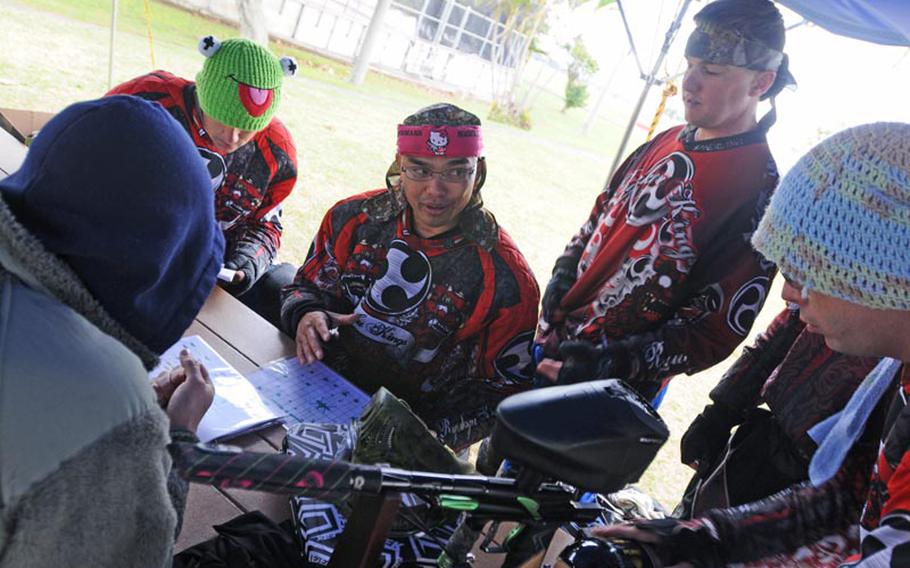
[170,379,669,567]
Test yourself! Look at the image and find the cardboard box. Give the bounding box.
[0,108,55,142]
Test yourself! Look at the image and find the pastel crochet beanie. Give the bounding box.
[752,122,910,310]
[195,35,297,131]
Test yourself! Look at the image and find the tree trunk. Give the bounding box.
[506,7,545,105]
[491,10,521,105]
[237,0,269,45]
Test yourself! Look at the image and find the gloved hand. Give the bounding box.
[223,257,257,295]
[533,356,562,388]
[632,517,725,567]
[680,403,742,470]
[556,340,612,385]
[541,261,577,321]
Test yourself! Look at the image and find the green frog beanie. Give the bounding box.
[196,35,297,131]
[752,122,910,310]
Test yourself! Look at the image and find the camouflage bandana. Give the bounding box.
[401,103,482,128]
[685,22,783,71]
[353,387,475,474]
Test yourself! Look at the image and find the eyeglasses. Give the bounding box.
[400,165,476,183]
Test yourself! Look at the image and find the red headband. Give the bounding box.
[396,124,484,157]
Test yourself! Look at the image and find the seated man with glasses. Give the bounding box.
[280,103,540,451]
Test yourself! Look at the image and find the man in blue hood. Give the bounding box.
[0,95,225,566]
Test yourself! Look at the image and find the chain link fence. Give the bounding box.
[168,0,533,99]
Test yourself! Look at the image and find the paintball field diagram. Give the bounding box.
[247,357,370,425]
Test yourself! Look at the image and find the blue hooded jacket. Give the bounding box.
[0,95,225,356]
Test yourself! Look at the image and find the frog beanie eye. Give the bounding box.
[198,35,221,57]
[195,36,290,131]
[280,56,298,77]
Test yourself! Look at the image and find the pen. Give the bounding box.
[532,344,549,389]
[532,344,544,365]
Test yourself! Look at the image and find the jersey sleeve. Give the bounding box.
[697,437,876,565]
[843,446,910,567]
[480,249,541,389]
[280,201,356,335]
[607,191,778,395]
[707,307,801,412]
[423,244,540,451]
[224,132,298,289]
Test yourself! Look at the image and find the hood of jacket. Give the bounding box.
[0,95,224,367]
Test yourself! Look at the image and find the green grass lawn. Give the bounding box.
[1,0,785,511]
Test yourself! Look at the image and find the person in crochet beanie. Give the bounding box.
[0,95,223,567]
[108,35,300,327]
[594,122,910,567]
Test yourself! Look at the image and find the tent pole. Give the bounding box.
[108,0,119,90]
[617,0,645,77]
[604,0,692,188]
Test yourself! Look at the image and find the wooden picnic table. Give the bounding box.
[175,286,296,551]
[175,287,543,567]
[0,114,547,567]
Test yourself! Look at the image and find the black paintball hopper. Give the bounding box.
[491,379,668,494]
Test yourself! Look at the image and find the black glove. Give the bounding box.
[541,261,577,321]
[680,403,741,469]
[223,257,258,295]
[632,517,725,568]
[556,341,612,385]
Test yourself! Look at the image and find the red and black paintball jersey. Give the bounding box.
[667,308,877,565]
[681,367,908,567]
[539,124,778,395]
[848,367,910,566]
[108,72,298,289]
[281,189,540,450]
[710,307,877,461]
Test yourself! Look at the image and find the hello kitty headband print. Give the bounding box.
[397,124,484,157]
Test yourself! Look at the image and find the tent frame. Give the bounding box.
[605,0,693,186]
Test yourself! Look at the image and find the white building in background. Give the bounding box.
[164,0,910,172]
[166,0,533,99]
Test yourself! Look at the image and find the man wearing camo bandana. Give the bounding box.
[688,21,784,72]
[505,6,797,562]
[535,0,795,400]
[280,103,540,451]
